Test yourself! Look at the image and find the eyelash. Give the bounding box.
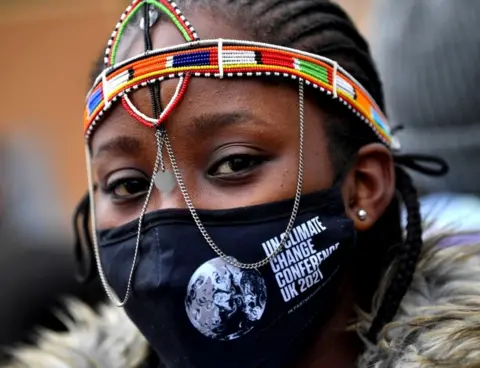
[208,154,266,179]
[103,177,150,202]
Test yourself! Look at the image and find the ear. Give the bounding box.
[342,143,395,231]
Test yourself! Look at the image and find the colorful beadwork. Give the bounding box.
[85,39,396,149]
[85,0,398,150]
[104,0,199,67]
[121,74,191,127]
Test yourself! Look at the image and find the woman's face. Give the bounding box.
[91,11,335,230]
[90,9,394,234]
[88,8,396,367]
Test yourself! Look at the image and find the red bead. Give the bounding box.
[121,96,155,128]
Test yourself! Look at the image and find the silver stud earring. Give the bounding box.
[357,209,368,222]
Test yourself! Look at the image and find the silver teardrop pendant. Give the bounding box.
[154,170,176,194]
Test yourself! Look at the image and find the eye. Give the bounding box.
[208,154,265,178]
[103,171,149,202]
[110,179,149,198]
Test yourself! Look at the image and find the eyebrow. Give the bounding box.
[191,111,267,132]
[93,136,141,158]
[92,111,268,158]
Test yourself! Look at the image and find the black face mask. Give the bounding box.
[97,186,356,368]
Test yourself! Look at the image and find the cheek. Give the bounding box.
[94,194,143,230]
[95,195,118,230]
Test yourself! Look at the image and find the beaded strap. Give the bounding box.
[85,39,397,149]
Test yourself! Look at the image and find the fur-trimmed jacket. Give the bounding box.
[4,196,480,368]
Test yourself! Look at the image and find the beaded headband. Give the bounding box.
[84,0,399,150]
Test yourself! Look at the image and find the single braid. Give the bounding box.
[367,167,422,341]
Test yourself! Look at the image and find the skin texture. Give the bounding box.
[90,8,395,368]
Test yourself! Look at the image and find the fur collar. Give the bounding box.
[3,301,149,368]
[4,234,480,368]
[357,233,480,367]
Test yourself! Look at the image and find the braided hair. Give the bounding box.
[87,0,423,342]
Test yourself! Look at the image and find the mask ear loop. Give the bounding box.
[162,78,305,270]
[85,129,163,307]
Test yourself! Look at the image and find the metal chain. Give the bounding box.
[158,126,166,172]
[163,79,306,270]
[87,128,163,307]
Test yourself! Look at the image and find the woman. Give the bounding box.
[5,0,480,367]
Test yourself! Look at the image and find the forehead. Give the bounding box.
[91,7,260,147]
[90,7,322,153]
[91,75,315,157]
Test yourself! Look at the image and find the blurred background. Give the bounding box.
[1,0,479,361]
